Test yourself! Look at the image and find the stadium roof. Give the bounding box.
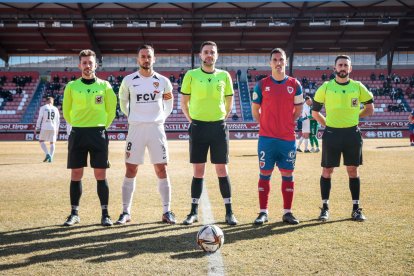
[0,0,413,63]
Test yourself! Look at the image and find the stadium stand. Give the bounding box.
[0,72,40,123]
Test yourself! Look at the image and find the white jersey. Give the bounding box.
[119,71,173,124]
[302,103,312,119]
[36,103,60,131]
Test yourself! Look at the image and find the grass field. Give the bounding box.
[0,139,413,275]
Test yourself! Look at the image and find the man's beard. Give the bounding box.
[83,69,94,76]
[202,58,214,66]
[140,63,151,70]
[335,70,349,78]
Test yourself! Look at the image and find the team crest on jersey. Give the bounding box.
[153,82,159,89]
[95,95,103,104]
[265,86,270,92]
[287,86,294,94]
[351,98,358,107]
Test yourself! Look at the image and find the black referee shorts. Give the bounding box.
[189,120,229,164]
[321,126,363,168]
[67,127,110,169]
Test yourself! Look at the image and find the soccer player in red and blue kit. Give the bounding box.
[251,48,304,225]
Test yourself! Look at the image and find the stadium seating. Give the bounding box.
[0,72,40,123]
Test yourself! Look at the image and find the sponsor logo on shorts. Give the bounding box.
[95,95,103,104]
[288,150,296,159]
[125,152,130,159]
[259,161,265,168]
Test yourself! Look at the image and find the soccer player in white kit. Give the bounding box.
[34,97,60,162]
[116,45,176,224]
[297,96,312,153]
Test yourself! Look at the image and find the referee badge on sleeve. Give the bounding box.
[95,95,103,104]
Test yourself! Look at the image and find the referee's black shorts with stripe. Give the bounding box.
[67,127,109,169]
[321,126,363,168]
[189,120,229,164]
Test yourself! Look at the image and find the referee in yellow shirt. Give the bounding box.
[62,49,117,227]
[180,41,237,225]
[312,55,374,222]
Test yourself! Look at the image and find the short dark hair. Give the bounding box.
[305,96,310,101]
[46,96,54,102]
[200,41,217,52]
[335,55,351,65]
[138,44,154,54]
[270,48,286,59]
[79,49,96,61]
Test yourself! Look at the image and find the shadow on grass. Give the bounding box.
[171,218,350,260]
[0,218,349,269]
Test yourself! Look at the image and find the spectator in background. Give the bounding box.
[297,96,312,153]
[408,110,414,146]
[0,75,6,85]
[321,73,327,81]
[16,86,23,95]
[34,97,60,162]
[394,75,401,84]
[405,86,413,99]
[53,74,60,83]
[247,70,252,82]
[370,72,376,81]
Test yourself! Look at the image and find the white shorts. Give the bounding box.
[302,119,310,133]
[39,129,57,142]
[125,123,169,165]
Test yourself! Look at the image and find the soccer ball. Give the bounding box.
[196,224,224,253]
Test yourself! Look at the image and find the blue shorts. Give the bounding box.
[257,136,296,172]
[409,124,414,133]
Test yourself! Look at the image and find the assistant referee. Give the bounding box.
[62,49,117,227]
[312,54,374,222]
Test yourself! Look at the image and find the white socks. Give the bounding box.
[122,177,136,214]
[297,137,304,148]
[304,139,309,151]
[158,177,171,213]
[40,142,48,154]
[122,176,171,215]
[50,143,55,157]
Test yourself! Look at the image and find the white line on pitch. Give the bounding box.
[200,185,225,276]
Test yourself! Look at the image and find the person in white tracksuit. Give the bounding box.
[297,96,312,153]
[34,97,60,162]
